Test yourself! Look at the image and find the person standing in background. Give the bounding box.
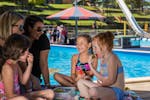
[60,25,68,44]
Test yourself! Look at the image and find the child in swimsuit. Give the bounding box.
[0,34,54,100]
[54,34,98,88]
[77,31,125,100]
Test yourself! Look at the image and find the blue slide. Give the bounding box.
[116,0,150,38]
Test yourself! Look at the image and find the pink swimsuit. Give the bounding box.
[0,62,20,100]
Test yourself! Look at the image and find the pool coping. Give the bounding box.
[114,48,150,54]
[125,77,150,84]
[51,44,76,48]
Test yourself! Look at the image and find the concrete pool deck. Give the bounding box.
[125,77,150,100]
[125,82,150,100]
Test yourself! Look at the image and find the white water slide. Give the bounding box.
[116,0,150,38]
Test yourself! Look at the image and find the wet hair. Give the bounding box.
[0,11,24,40]
[23,15,43,37]
[0,34,31,73]
[93,31,114,51]
[77,34,92,43]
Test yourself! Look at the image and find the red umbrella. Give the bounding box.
[46,6,105,36]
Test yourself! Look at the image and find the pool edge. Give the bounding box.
[125,77,150,84]
[51,44,150,53]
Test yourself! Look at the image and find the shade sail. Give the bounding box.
[46,6,105,36]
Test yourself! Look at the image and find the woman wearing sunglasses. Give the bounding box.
[0,11,24,43]
[23,15,51,90]
[0,11,25,63]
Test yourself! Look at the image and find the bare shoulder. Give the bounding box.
[71,54,78,61]
[2,63,13,75]
[111,54,122,66]
[110,53,118,60]
[2,63,13,71]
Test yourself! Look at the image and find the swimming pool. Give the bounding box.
[46,45,150,85]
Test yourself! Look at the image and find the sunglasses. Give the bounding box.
[36,29,43,32]
[12,24,24,31]
[34,27,43,32]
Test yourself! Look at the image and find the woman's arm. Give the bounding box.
[39,34,51,87]
[40,49,50,87]
[2,64,18,98]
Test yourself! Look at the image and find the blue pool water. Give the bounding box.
[47,45,150,85]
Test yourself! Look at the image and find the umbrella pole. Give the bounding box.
[75,19,78,37]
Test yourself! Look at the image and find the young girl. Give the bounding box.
[77,32,125,100]
[54,34,98,88]
[0,34,54,100]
